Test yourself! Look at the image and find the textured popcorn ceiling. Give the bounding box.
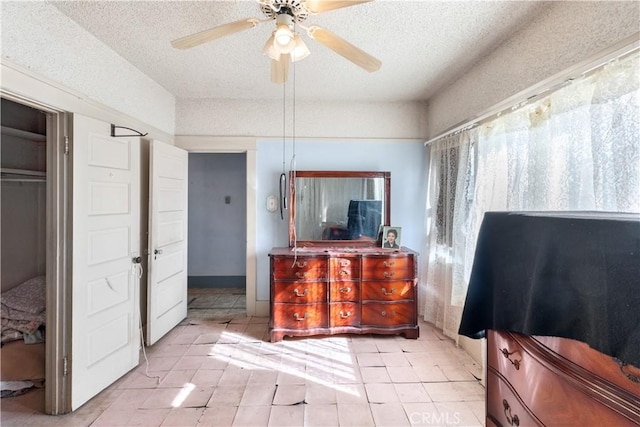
[50,0,548,103]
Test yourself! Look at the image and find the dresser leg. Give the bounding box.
[270,330,284,342]
[402,328,420,339]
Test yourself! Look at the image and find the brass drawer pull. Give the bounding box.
[381,287,395,295]
[614,358,640,383]
[339,287,352,293]
[293,312,307,321]
[503,399,520,426]
[501,348,521,370]
[295,272,308,279]
[295,261,307,268]
[339,270,350,276]
[380,310,396,316]
[293,288,308,297]
[339,311,351,319]
[340,260,350,267]
[383,260,395,267]
[382,271,395,278]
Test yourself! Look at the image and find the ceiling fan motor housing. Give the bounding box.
[261,0,309,23]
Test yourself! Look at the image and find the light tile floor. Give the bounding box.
[2,291,485,426]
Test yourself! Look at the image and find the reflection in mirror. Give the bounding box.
[290,171,390,245]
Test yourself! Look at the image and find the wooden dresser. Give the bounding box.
[487,330,640,426]
[458,212,640,427]
[269,247,419,342]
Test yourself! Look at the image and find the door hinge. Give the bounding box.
[64,136,70,155]
[63,356,68,376]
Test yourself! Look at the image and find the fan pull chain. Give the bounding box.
[282,75,286,174]
[292,34,296,165]
[290,22,298,254]
[280,66,288,219]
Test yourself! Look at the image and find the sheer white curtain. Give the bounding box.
[422,51,640,341]
[421,131,477,338]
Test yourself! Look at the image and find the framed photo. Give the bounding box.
[382,226,402,249]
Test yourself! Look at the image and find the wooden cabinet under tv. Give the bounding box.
[268,247,419,342]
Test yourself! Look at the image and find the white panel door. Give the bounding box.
[71,114,140,410]
[147,140,188,345]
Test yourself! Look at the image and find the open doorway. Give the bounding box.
[187,153,247,319]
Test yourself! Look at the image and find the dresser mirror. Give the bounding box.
[289,171,391,246]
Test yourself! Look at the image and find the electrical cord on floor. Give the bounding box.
[134,262,161,385]
[138,311,161,385]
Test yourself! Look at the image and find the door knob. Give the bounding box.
[154,249,163,255]
[132,256,142,264]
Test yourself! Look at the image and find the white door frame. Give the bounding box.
[174,136,261,316]
[0,93,71,414]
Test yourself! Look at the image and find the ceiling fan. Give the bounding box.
[171,0,382,83]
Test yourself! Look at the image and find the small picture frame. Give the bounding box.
[382,226,402,249]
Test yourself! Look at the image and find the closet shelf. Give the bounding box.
[1,126,46,142]
[1,168,46,183]
[1,177,46,183]
[1,168,46,177]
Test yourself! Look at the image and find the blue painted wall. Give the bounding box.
[256,138,428,300]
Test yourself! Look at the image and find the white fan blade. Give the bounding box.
[307,26,381,72]
[271,54,290,84]
[304,0,373,14]
[171,18,260,50]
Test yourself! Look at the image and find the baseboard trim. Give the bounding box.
[188,275,246,288]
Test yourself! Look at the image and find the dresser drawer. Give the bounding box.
[330,282,359,302]
[330,257,360,280]
[330,302,360,327]
[361,280,414,301]
[362,256,414,280]
[488,331,562,406]
[488,331,640,426]
[361,302,414,326]
[486,369,542,427]
[487,330,526,380]
[534,335,640,398]
[272,303,328,329]
[272,257,327,281]
[273,282,327,303]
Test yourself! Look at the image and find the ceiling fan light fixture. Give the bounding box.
[290,34,310,62]
[274,13,295,51]
[263,33,280,60]
[275,24,294,46]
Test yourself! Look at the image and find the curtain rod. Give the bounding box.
[424,33,640,147]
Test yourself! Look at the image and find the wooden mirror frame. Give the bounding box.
[288,170,391,247]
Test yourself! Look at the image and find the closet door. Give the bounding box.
[71,114,140,410]
[146,140,188,345]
